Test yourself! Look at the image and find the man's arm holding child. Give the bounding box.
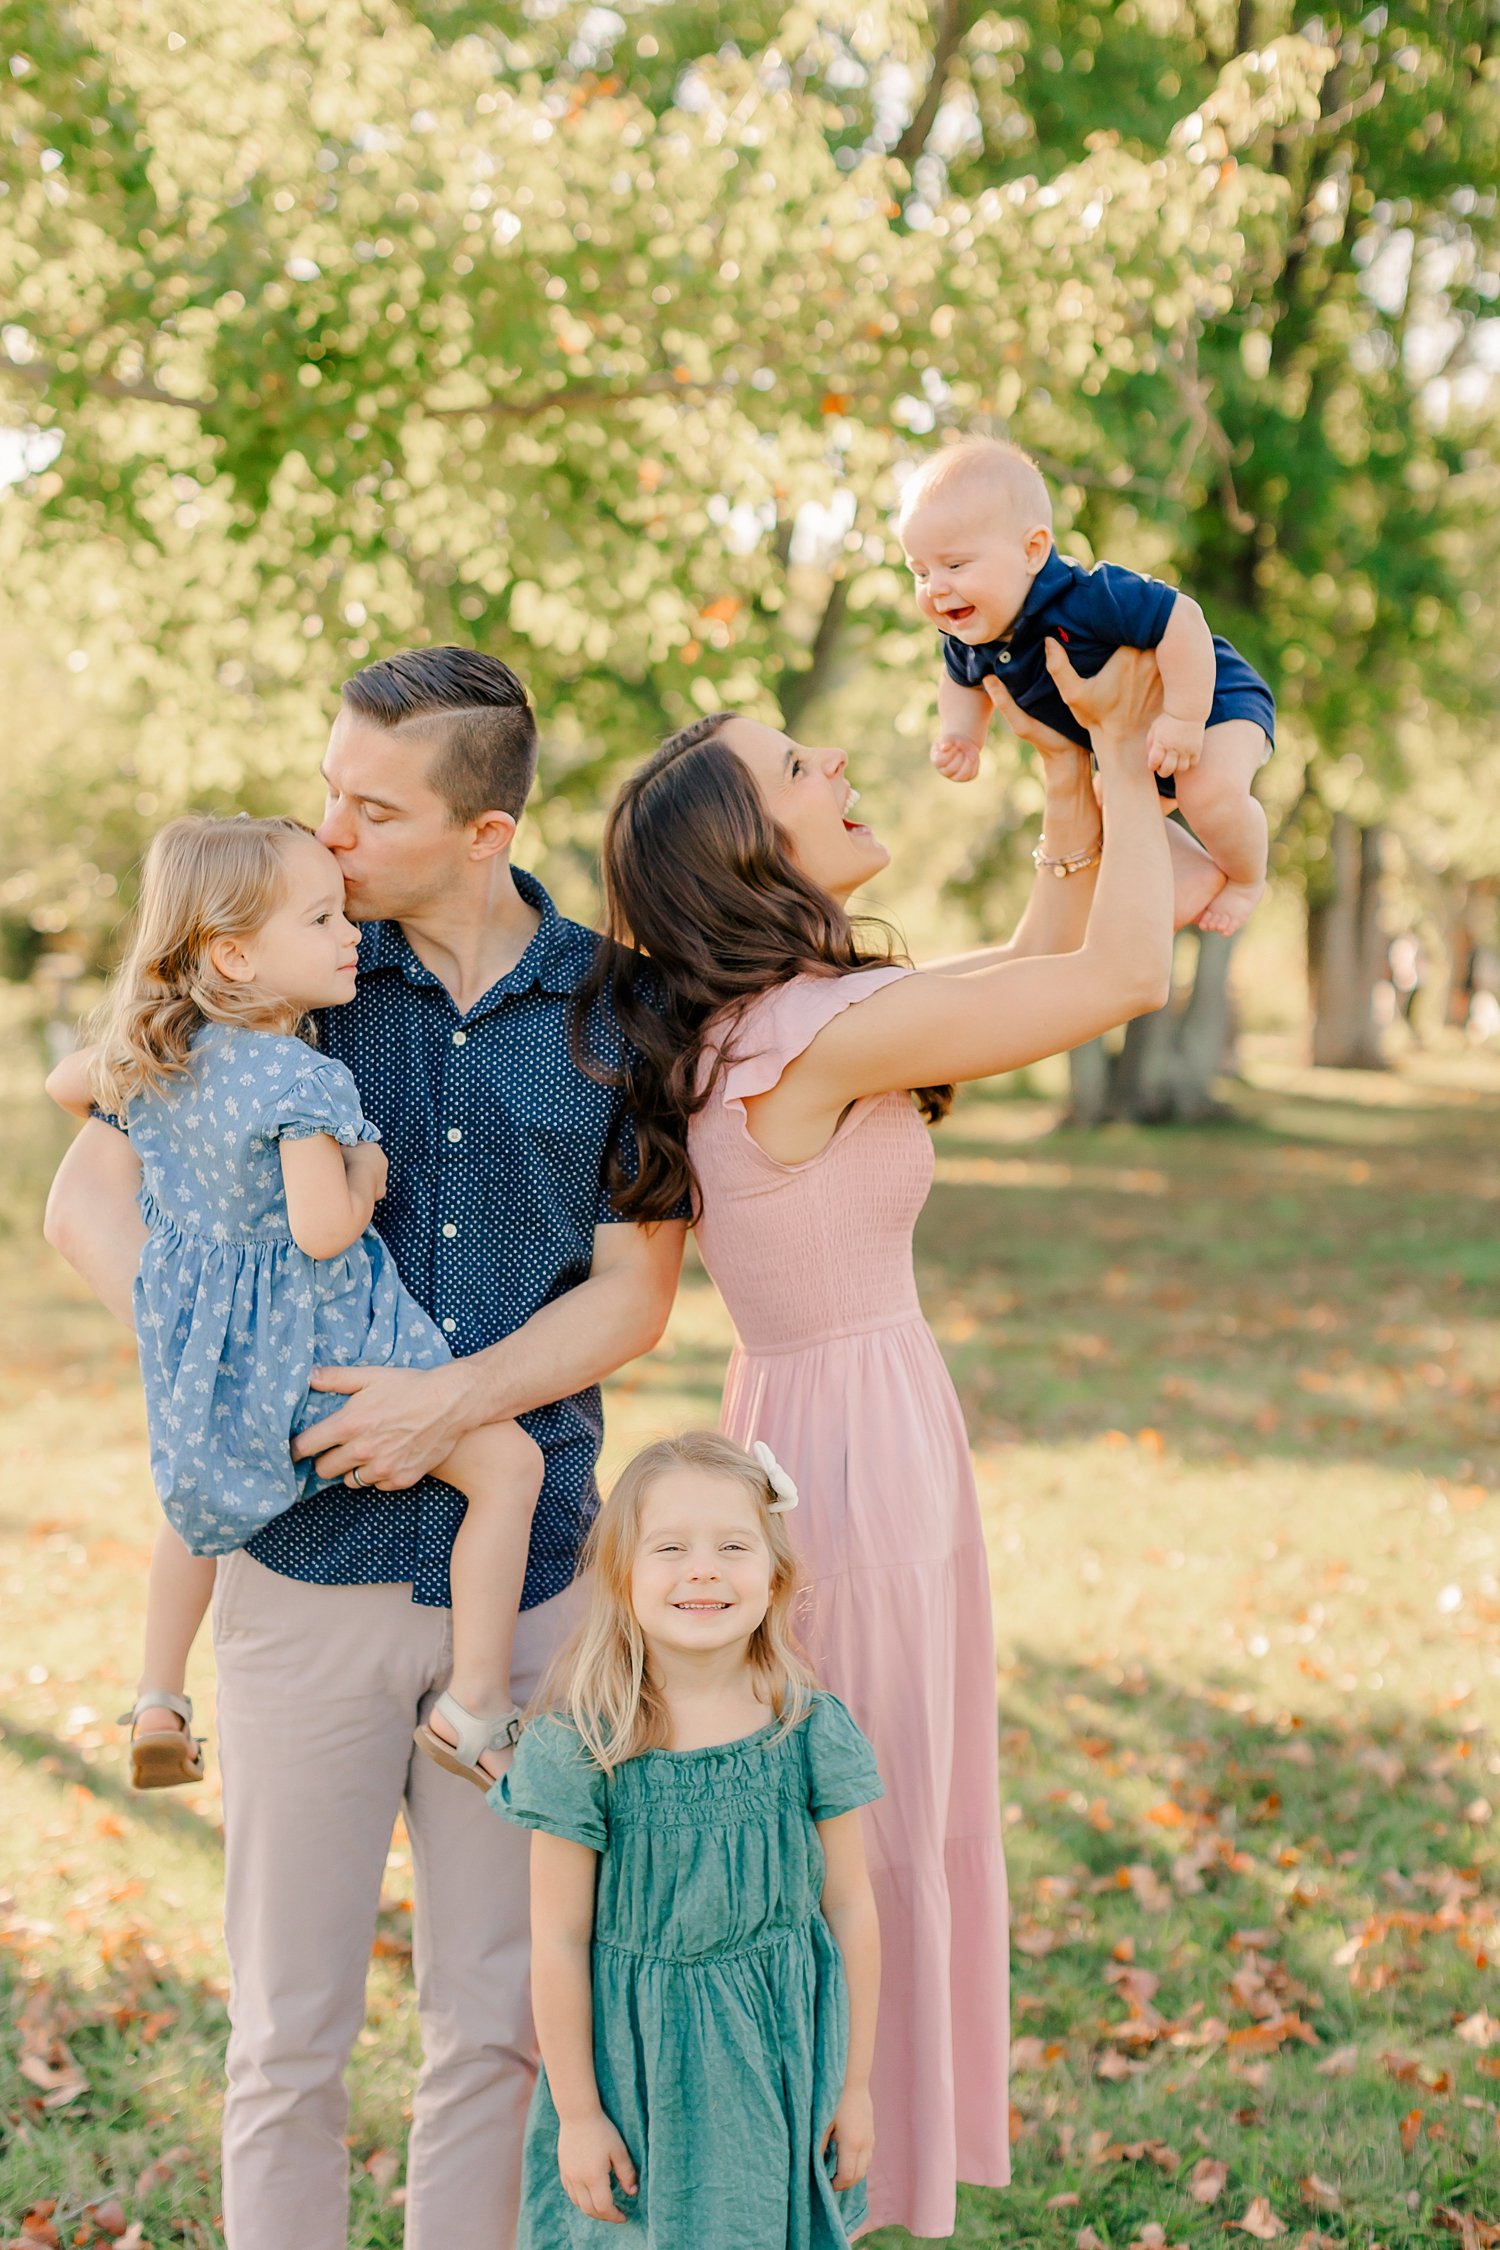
[296,1217,686,1489]
[44,1121,146,1328]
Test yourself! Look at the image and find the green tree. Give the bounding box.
[2,0,1495,1086]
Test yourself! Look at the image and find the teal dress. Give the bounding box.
[495,1692,883,2250]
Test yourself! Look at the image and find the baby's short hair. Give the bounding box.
[899,437,1053,534]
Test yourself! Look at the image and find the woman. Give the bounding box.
[581,642,1173,2238]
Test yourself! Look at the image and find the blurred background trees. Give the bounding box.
[2,0,1497,1104]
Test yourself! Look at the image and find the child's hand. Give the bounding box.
[1146,711,1205,779]
[824,2084,875,2191]
[556,2110,638,2224]
[931,735,983,783]
[343,1142,389,1203]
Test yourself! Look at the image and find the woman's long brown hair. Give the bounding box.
[574,714,952,1224]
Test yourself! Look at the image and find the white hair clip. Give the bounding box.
[752,1439,800,1514]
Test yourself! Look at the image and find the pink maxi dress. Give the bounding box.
[690,967,1011,2241]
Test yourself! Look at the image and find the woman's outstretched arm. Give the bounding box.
[922,711,1102,977]
[750,644,1174,1157]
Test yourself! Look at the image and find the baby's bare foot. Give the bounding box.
[1197,877,1265,937]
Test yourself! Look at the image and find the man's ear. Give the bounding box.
[208,934,257,986]
[469,807,519,863]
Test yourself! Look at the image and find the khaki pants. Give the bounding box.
[212,1551,581,2250]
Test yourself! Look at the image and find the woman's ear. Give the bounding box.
[208,934,257,986]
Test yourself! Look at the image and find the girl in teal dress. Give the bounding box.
[494,1429,883,2250]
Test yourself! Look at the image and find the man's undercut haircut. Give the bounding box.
[341,646,539,824]
[901,436,1053,534]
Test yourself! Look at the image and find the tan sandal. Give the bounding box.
[414,1692,523,1791]
[118,1690,206,1790]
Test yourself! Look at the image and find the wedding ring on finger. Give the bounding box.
[348,1466,368,1488]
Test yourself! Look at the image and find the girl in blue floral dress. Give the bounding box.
[495,1429,883,2250]
[47,814,542,1791]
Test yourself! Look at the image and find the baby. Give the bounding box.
[901,437,1275,936]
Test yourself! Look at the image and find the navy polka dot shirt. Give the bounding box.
[244,869,643,1612]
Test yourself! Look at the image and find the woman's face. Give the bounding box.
[719,717,890,902]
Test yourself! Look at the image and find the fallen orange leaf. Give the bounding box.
[1230,2197,1286,2240]
[1189,2158,1228,2204]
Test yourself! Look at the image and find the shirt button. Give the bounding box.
[442,1317,457,1334]
[447,1127,462,1143]
[452,1030,467,1047]
[442,1222,458,1239]
[998,651,1011,664]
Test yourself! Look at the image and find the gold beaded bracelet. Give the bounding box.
[1032,836,1103,879]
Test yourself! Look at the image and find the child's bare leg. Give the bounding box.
[425,1420,543,1780]
[1166,816,1227,931]
[1172,721,1271,936]
[137,1522,216,1737]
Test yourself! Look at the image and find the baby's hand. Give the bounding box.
[344,1141,389,1203]
[931,735,982,784]
[1147,712,1205,779]
[824,2084,875,2191]
[556,2109,638,2224]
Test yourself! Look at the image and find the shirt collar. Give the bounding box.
[354,867,594,1012]
[1006,543,1074,640]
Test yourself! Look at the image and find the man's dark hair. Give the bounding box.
[340,647,538,823]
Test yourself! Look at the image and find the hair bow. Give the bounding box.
[752,1439,800,1514]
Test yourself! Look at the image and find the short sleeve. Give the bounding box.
[1080,560,1178,651]
[802,1693,884,1822]
[717,967,912,1112]
[268,1058,377,1148]
[491,1714,609,1848]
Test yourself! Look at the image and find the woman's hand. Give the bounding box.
[983,672,1089,766]
[1043,639,1162,757]
[556,2108,638,2223]
[825,2084,875,2191]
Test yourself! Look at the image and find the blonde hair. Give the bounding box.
[899,435,1054,533]
[540,1429,816,1774]
[91,814,317,1114]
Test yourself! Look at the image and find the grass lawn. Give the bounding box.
[1,1015,1497,2249]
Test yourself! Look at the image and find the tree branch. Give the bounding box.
[893,0,966,169]
[0,352,214,412]
[779,571,850,728]
[0,350,735,426]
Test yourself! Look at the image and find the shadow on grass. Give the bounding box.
[873,1651,1498,2249]
[0,1710,225,1858]
[916,1091,1500,1478]
[2,1655,1494,2250]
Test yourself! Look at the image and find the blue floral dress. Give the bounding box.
[496,1692,884,2250]
[126,1022,449,1557]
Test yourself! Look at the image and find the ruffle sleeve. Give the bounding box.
[491,1713,609,1849]
[801,1692,885,1822]
[715,967,913,1112]
[267,1057,379,1148]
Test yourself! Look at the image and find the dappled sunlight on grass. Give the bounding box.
[2,1041,1498,2245]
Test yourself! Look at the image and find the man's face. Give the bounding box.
[316,709,478,924]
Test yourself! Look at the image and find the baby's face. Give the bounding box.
[903,486,1050,645]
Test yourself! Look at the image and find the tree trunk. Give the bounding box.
[1065,930,1238,1124]
[1307,813,1387,1067]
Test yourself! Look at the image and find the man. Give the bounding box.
[44,647,685,2250]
